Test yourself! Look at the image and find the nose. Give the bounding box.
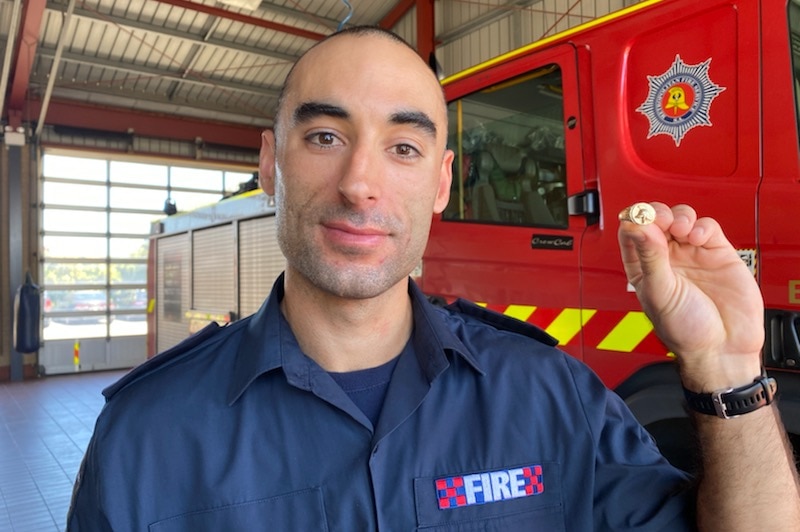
[337,141,380,206]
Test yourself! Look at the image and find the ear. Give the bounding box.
[258,129,276,195]
[432,149,454,214]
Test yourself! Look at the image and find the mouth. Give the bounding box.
[322,221,391,249]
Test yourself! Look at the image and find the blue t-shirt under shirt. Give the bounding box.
[328,347,403,427]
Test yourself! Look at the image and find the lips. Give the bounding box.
[323,221,389,248]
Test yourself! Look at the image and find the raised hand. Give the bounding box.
[617,202,763,391]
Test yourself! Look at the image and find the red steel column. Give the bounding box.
[416,0,435,66]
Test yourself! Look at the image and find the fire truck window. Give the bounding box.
[789,0,800,143]
[444,64,567,228]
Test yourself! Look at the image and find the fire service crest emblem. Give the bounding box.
[636,55,725,146]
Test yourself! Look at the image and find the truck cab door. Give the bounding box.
[425,44,590,361]
[760,0,800,371]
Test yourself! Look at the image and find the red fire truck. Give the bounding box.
[419,0,800,468]
[147,191,285,357]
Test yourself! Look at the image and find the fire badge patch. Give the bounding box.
[636,55,725,146]
[436,465,544,509]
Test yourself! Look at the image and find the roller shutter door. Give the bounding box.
[239,216,285,317]
[193,225,236,313]
[156,233,191,353]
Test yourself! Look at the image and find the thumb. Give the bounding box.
[617,203,678,305]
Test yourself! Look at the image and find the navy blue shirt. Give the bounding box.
[68,275,693,531]
[329,351,401,427]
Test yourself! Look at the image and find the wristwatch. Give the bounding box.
[683,375,777,419]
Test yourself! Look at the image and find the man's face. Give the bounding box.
[260,34,453,300]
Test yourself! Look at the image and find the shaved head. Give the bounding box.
[273,26,445,139]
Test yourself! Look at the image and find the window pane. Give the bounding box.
[225,171,257,195]
[43,154,107,181]
[110,212,160,235]
[110,315,147,337]
[110,263,147,284]
[110,237,149,259]
[43,209,107,234]
[111,288,147,310]
[43,235,107,259]
[170,190,222,211]
[45,289,108,312]
[42,289,110,340]
[170,167,223,191]
[443,64,568,228]
[41,289,120,340]
[43,262,108,286]
[43,181,107,208]
[43,320,108,340]
[110,186,169,210]
[110,161,168,187]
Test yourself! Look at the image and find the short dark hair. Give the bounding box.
[272,26,418,135]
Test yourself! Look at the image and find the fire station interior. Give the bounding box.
[2,0,800,530]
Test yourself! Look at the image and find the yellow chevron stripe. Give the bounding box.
[544,308,597,345]
[503,305,536,321]
[597,312,653,352]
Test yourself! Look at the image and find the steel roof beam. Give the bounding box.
[27,83,272,128]
[37,48,281,99]
[417,0,435,67]
[167,18,222,101]
[7,0,47,128]
[379,0,416,30]
[46,2,302,64]
[437,0,542,45]
[153,0,326,42]
[26,97,262,149]
[253,2,340,32]
[35,0,77,137]
[0,0,23,124]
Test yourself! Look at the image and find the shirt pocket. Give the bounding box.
[414,462,564,531]
[148,487,329,531]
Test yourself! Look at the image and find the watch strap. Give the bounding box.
[683,375,777,419]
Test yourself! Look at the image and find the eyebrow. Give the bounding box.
[390,110,437,139]
[292,101,437,139]
[293,102,349,125]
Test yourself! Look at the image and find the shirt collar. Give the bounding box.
[406,279,483,380]
[227,273,482,405]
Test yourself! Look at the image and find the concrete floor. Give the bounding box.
[0,370,128,531]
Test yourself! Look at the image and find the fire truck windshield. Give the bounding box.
[443,64,568,228]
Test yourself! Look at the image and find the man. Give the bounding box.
[67,27,800,530]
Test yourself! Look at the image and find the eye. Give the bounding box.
[393,143,420,158]
[306,131,342,147]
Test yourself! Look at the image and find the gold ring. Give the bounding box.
[618,202,656,225]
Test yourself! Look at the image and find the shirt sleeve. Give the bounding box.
[564,355,698,531]
[66,434,114,531]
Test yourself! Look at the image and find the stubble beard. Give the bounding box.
[276,202,419,300]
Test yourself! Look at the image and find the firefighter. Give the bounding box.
[67,26,800,530]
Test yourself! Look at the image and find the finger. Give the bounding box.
[618,202,672,253]
[663,204,696,241]
[617,202,672,285]
[687,216,726,249]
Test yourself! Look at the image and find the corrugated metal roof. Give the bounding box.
[11,0,397,135]
[1,0,636,151]
[41,0,302,126]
